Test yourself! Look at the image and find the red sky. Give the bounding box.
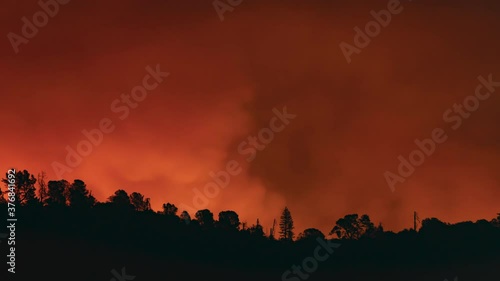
[1,0,500,235]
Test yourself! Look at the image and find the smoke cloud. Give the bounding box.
[1,0,499,234]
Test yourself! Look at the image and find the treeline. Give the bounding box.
[2,169,500,280]
[1,169,500,241]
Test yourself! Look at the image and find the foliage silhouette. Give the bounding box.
[218,210,241,230]
[1,169,500,281]
[46,180,69,206]
[196,209,215,228]
[68,179,96,209]
[130,192,151,211]
[247,219,265,237]
[298,228,325,241]
[162,202,178,216]
[2,170,37,205]
[330,214,375,240]
[180,210,191,224]
[279,206,294,241]
[107,189,133,210]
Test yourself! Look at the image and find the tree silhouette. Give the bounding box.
[218,210,240,230]
[279,207,294,241]
[367,223,385,239]
[162,202,178,216]
[330,214,375,239]
[108,189,132,209]
[420,217,449,238]
[359,214,376,237]
[248,219,265,237]
[492,213,500,227]
[0,186,6,204]
[195,209,214,228]
[68,179,95,209]
[130,192,151,211]
[4,170,500,281]
[46,180,69,206]
[298,228,325,241]
[2,170,38,205]
[180,210,191,224]
[37,171,48,205]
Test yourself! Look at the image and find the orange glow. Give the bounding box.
[1,0,500,235]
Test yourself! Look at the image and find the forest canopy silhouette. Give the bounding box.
[1,169,500,280]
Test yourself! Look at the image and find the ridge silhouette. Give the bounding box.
[1,169,499,281]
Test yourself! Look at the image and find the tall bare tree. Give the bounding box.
[37,171,48,205]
